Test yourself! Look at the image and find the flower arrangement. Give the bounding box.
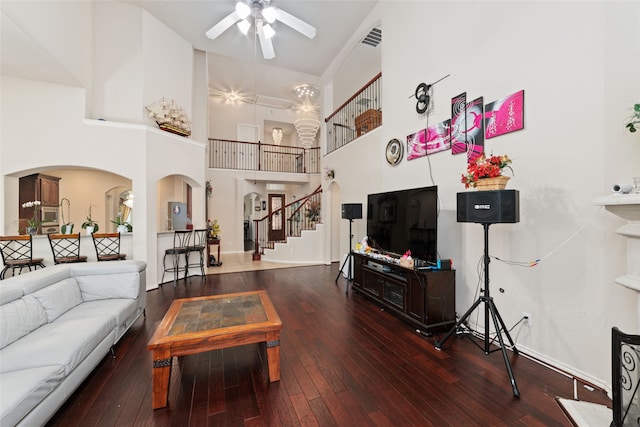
[306,200,320,221]
[324,167,335,180]
[111,214,132,232]
[208,219,221,238]
[22,200,42,229]
[625,103,640,133]
[461,153,513,189]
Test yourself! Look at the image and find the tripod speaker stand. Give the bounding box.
[335,203,362,294]
[434,222,520,397]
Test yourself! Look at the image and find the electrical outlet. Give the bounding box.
[523,312,532,327]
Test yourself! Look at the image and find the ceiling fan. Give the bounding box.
[205,0,316,60]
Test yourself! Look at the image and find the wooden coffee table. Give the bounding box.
[147,290,282,409]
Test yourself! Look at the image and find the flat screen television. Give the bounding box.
[366,186,438,263]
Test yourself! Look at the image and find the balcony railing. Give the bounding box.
[325,72,382,154]
[208,139,320,173]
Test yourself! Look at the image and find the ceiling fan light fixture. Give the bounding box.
[263,23,275,39]
[235,2,251,19]
[237,19,251,35]
[262,6,277,23]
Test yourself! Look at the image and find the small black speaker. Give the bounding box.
[341,203,362,220]
[457,190,520,224]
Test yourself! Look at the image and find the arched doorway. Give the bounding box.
[243,192,264,252]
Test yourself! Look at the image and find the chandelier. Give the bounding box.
[272,127,283,145]
[293,84,320,149]
[294,118,320,149]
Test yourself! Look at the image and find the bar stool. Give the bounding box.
[0,235,45,279]
[161,230,191,286]
[186,229,208,277]
[92,232,126,261]
[48,233,88,264]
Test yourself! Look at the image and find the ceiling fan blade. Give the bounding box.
[205,11,239,40]
[275,8,316,39]
[256,21,275,59]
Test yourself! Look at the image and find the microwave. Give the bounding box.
[40,206,59,226]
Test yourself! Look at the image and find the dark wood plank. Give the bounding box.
[45,264,611,427]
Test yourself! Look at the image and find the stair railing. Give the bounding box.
[253,185,322,259]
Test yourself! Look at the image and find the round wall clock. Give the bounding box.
[385,139,403,165]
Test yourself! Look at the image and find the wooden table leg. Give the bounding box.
[265,331,281,382]
[151,350,172,409]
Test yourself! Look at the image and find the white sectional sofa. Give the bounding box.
[0,260,147,427]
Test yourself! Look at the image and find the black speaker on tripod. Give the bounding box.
[436,189,521,397]
[336,203,362,293]
[457,189,519,224]
[341,203,362,220]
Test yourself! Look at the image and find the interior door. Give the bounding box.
[268,194,285,241]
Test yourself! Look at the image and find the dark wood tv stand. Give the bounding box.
[351,252,456,333]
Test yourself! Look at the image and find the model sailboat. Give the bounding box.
[145,98,192,137]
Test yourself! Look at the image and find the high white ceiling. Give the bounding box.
[123,0,380,103]
[1,0,379,108]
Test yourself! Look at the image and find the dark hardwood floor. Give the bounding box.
[47,264,610,426]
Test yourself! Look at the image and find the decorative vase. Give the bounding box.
[26,227,37,236]
[117,225,128,233]
[475,175,510,191]
[633,177,640,193]
[85,226,95,235]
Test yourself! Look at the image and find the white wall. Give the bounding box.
[209,100,300,142]
[1,0,92,88]
[1,2,205,289]
[322,0,640,391]
[92,1,143,121]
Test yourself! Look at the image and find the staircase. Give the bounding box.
[252,186,323,263]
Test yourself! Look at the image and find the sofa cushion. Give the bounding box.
[76,272,140,301]
[0,295,47,349]
[60,299,137,344]
[31,278,82,322]
[0,309,115,375]
[0,365,65,427]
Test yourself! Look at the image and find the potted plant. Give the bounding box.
[461,153,513,190]
[21,200,42,235]
[81,205,99,235]
[625,103,640,133]
[111,215,131,233]
[59,197,74,234]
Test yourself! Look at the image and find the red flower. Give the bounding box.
[461,153,512,188]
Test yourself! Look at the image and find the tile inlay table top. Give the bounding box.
[147,290,282,409]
